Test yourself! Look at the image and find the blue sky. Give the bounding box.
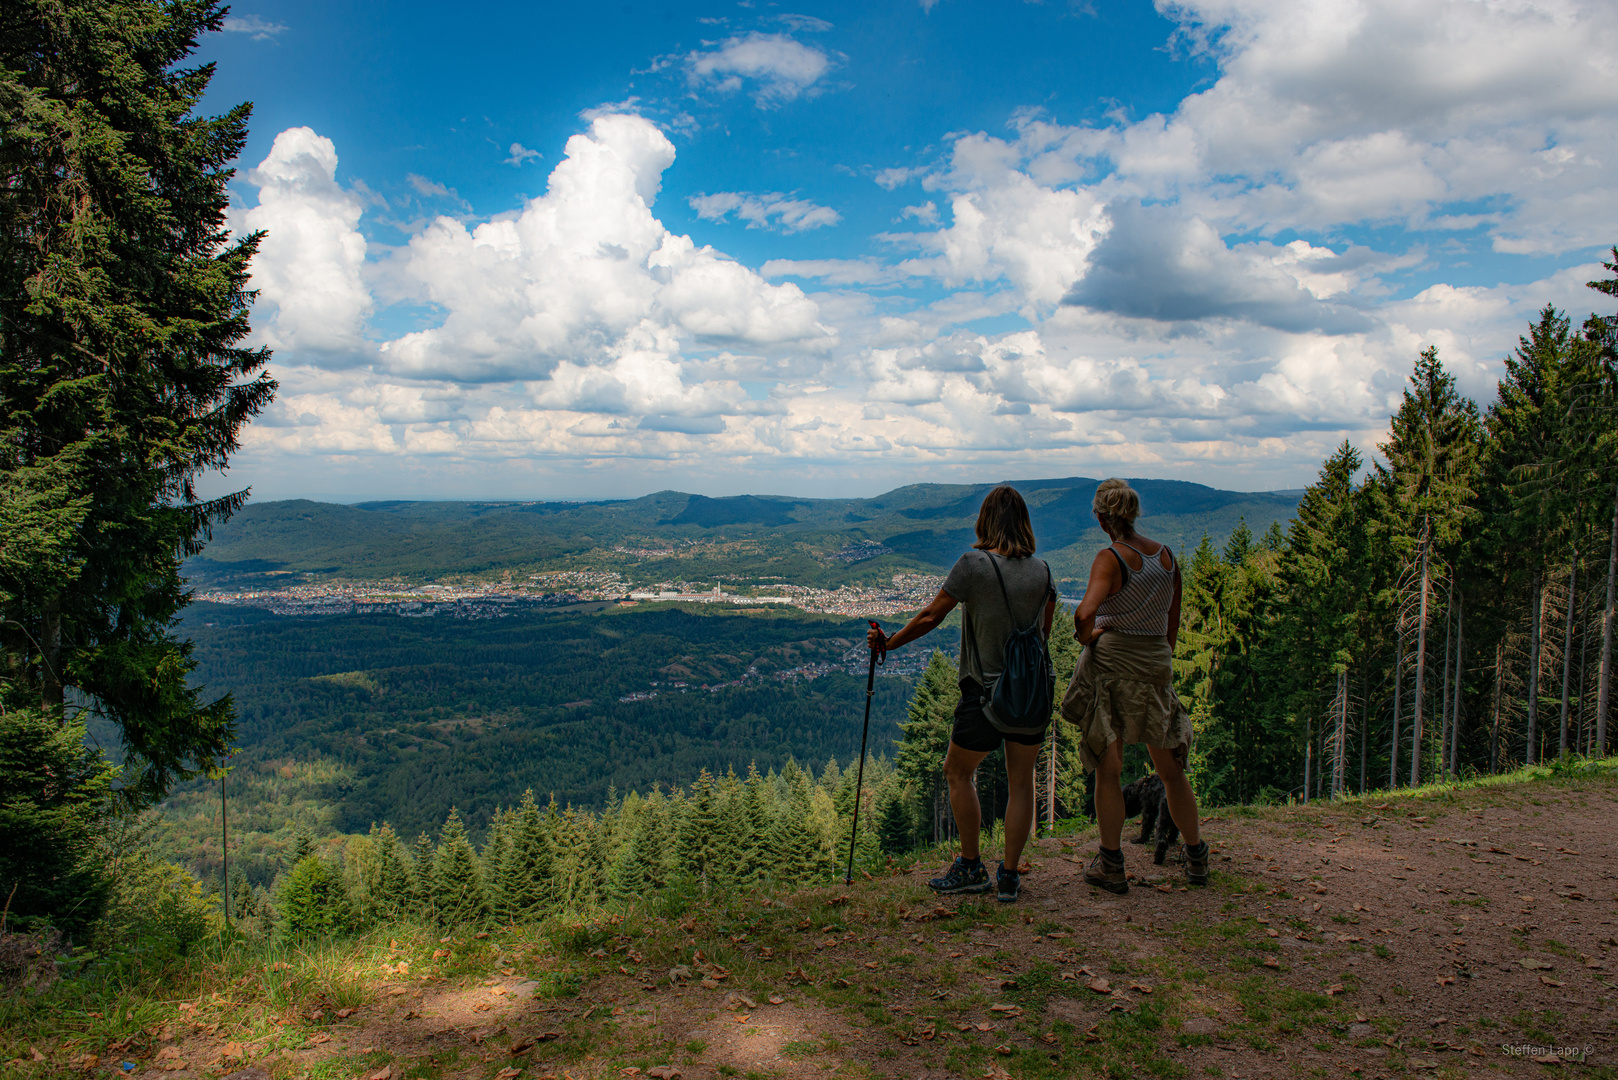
[200,0,1618,502]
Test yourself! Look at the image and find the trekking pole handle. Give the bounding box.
[867,621,887,666]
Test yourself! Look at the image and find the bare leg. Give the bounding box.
[943,741,990,860]
[1001,740,1042,869]
[1146,744,1201,848]
[1094,738,1125,849]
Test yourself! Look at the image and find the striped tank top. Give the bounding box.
[1094,540,1176,636]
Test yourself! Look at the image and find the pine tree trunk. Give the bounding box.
[1332,670,1347,798]
[1450,592,1464,778]
[1391,631,1404,788]
[1490,640,1504,774]
[1527,570,1542,764]
[1560,551,1578,758]
[1302,714,1312,805]
[1439,580,1454,777]
[1411,534,1431,786]
[1360,668,1369,794]
[41,595,63,709]
[1599,481,1617,759]
[1046,725,1057,830]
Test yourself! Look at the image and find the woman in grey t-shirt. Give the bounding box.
[867,485,1055,901]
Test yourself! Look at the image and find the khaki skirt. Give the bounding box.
[1060,631,1194,772]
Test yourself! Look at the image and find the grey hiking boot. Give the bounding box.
[1083,848,1128,894]
[996,861,1021,903]
[929,856,991,895]
[1185,840,1210,886]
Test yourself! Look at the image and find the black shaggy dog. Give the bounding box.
[1122,772,1180,864]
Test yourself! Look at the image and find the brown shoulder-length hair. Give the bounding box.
[973,485,1037,558]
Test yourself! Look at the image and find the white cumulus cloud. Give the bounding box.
[686,32,835,106]
[234,127,370,359]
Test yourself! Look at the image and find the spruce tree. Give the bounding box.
[678,770,719,884]
[712,769,747,888]
[894,652,959,843]
[480,808,512,916]
[496,790,555,920]
[432,809,485,926]
[0,0,277,807]
[410,831,437,922]
[0,707,115,934]
[740,764,771,885]
[276,856,353,940]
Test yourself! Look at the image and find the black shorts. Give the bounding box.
[951,678,1049,753]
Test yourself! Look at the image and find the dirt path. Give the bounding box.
[98,770,1617,1080]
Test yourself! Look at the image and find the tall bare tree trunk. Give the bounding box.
[1411,532,1432,786]
[1490,641,1503,774]
[1560,550,1578,758]
[1302,714,1312,805]
[1391,631,1405,788]
[1046,724,1057,830]
[1331,670,1348,797]
[1439,580,1454,776]
[1598,481,1617,759]
[41,595,63,709]
[1360,668,1369,795]
[1449,592,1464,778]
[1527,570,1542,764]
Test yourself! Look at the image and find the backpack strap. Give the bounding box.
[985,552,1039,633]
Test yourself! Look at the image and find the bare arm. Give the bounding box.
[1167,565,1182,649]
[1042,598,1055,640]
[868,588,958,652]
[1073,548,1123,646]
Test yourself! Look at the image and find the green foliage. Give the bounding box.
[276,856,354,940]
[0,707,116,936]
[0,0,275,806]
[430,809,485,926]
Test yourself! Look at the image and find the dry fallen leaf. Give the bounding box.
[336,1007,356,1019]
[646,1067,682,1080]
[493,1068,522,1080]
[1539,976,1565,987]
[768,994,784,1005]
[1087,977,1111,993]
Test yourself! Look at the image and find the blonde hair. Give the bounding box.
[1093,478,1141,531]
[973,485,1037,558]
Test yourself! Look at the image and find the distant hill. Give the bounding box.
[185,477,1302,591]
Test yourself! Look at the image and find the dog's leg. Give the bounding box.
[1137,801,1156,846]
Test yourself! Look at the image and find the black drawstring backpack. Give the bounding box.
[982,553,1055,735]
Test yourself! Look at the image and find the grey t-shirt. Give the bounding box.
[942,550,1055,688]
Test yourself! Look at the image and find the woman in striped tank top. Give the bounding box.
[1060,479,1210,891]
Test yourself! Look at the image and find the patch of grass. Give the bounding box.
[685,1039,708,1054]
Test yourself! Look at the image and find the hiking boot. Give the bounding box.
[1185,840,1210,887]
[996,861,1021,903]
[1083,848,1128,894]
[928,856,991,895]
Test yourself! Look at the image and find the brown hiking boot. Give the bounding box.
[1083,849,1128,894]
[1185,840,1210,886]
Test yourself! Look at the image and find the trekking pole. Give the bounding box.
[845,620,886,886]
